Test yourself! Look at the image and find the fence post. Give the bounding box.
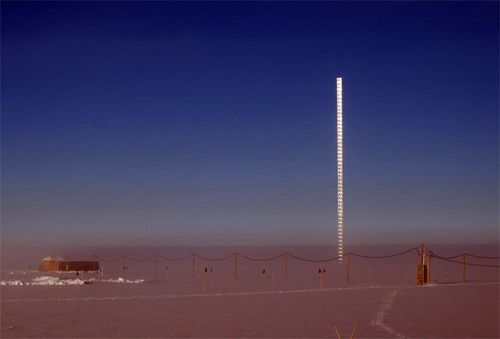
[271,270,275,291]
[192,253,195,280]
[333,325,341,339]
[427,254,432,284]
[319,269,325,289]
[200,267,207,293]
[122,255,127,280]
[346,252,351,284]
[154,254,158,282]
[416,243,426,285]
[462,253,466,283]
[284,252,288,281]
[420,243,425,266]
[233,252,238,280]
[92,254,98,278]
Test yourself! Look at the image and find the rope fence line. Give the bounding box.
[195,253,235,262]
[426,253,463,260]
[350,247,419,259]
[156,253,194,262]
[427,252,500,268]
[463,253,500,259]
[89,247,498,265]
[124,255,157,262]
[426,248,500,266]
[427,252,500,260]
[238,253,285,262]
[288,253,342,263]
[71,245,500,289]
[92,255,123,263]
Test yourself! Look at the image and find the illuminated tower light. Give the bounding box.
[336,77,344,262]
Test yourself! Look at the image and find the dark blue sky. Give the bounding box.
[2,2,498,246]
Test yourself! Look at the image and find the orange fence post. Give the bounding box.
[92,254,98,278]
[319,269,326,289]
[462,253,466,283]
[233,253,238,280]
[122,255,127,280]
[271,270,275,291]
[284,252,288,281]
[350,325,357,339]
[420,243,425,266]
[154,254,158,282]
[333,325,341,339]
[427,254,432,284]
[346,252,351,284]
[416,243,426,285]
[192,253,195,280]
[200,267,207,293]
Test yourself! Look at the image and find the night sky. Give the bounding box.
[2,2,498,246]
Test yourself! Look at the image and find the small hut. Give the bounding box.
[39,257,99,272]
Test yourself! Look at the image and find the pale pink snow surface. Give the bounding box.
[1,245,498,338]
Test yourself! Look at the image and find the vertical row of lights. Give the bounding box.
[336,77,343,262]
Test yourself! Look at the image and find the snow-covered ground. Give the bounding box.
[0,276,145,286]
[1,245,498,338]
[1,276,85,286]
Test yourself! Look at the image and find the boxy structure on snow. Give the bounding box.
[39,257,99,272]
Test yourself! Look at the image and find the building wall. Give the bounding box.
[39,260,99,272]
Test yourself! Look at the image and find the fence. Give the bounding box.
[85,245,499,291]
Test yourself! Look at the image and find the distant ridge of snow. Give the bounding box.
[88,277,145,284]
[2,281,499,303]
[42,256,63,261]
[1,276,85,286]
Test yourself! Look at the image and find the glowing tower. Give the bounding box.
[336,77,344,261]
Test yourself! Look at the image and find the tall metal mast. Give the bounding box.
[336,77,344,262]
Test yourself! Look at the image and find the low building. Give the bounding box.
[39,256,99,272]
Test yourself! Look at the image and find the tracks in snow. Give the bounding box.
[371,289,406,338]
[1,281,498,304]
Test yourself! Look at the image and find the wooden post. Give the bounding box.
[427,254,432,284]
[200,267,207,293]
[192,253,195,280]
[271,271,275,291]
[319,269,325,289]
[420,243,425,266]
[284,252,288,281]
[417,243,425,285]
[333,326,341,339]
[122,256,127,280]
[233,252,238,280]
[154,254,158,282]
[93,254,98,278]
[462,253,466,283]
[350,325,357,339]
[346,252,351,284]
